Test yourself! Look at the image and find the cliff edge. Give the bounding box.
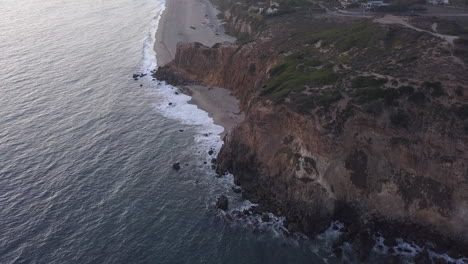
[155,1,468,260]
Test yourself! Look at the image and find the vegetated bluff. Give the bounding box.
[156,0,468,259]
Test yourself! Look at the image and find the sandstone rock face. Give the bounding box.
[218,101,468,241]
[155,16,468,253]
[156,41,274,107]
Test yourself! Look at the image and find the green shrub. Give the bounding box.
[294,97,316,114]
[408,92,426,105]
[364,101,384,116]
[352,86,400,105]
[457,104,468,119]
[351,76,388,88]
[390,110,409,128]
[309,70,339,85]
[316,89,342,107]
[353,87,386,101]
[455,86,464,97]
[308,21,375,52]
[269,63,288,76]
[383,88,400,104]
[423,82,445,97]
[248,63,256,74]
[454,38,468,46]
[396,56,418,64]
[398,85,415,95]
[264,54,338,97]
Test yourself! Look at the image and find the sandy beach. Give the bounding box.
[155,0,235,67]
[154,0,242,134]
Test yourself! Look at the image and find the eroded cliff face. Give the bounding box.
[156,41,269,105]
[155,14,468,257]
[218,99,468,243]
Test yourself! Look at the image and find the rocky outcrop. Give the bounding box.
[155,41,277,107]
[217,99,468,250]
[155,12,468,259]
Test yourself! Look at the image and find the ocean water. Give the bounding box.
[0,0,341,263]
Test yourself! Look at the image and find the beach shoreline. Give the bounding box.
[154,0,235,67]
[154,0,241,134]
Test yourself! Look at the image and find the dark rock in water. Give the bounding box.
[175,92,179,95]
[261,213,270,222]
[384,237,398,248]
[140,73,146,77]
[287,222,300,233]
[241,191,250,200]
[333,247,343,259]
[168,103,173,105]
[332,233,348,256]
[152,79,156,81]
[178,129,184,132]
[383,255,401,264]
[232,210,243,218]
[216,195,228,211]
[140,84,143,87]
[402,248,412,253]
[203,161,207,164]
[414,249,431,264]
[232,186,242,193]
[225,213,234,221]
[433,257,450,264]
[352,229,374,262]
[211,158,217,163]
[208,149,214,155]
[190,26,196,30]
[203,133,209,137]
[132,74,139,79]
[250,205,263,215]
[172,163,181,170]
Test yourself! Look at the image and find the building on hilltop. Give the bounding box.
[427,0,450,5]
[364,0,390,10]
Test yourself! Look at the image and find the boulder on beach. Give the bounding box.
[172,162,181,170]
[216,195,228,211]
[232,186,242,194]
[261,213,270,222]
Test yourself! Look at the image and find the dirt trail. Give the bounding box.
[375,15,459,44]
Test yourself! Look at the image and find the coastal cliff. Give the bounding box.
[155,5,468,260]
